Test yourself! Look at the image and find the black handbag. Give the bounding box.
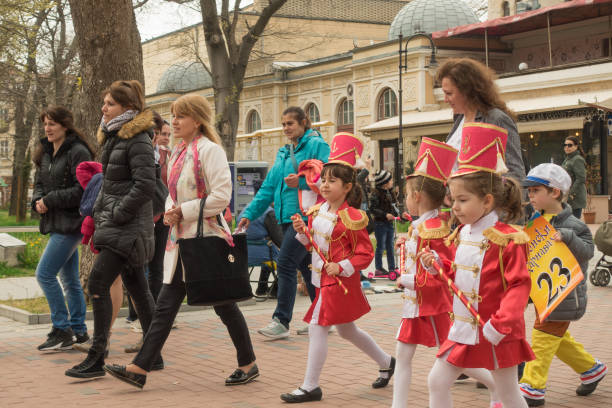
[178,197,252,306]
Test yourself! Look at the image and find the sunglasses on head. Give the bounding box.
[563,143,575,147]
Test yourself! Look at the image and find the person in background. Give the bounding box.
[237,106,330,340]
[369,169,400,277]
[437,57,525,181]
[562,136,587,220]
[32,106,95,351]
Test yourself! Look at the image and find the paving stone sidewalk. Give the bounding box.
[1,276,611,408]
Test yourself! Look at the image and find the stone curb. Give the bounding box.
[0,298,256,325]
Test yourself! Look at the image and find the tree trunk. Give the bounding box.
[68,0,144,286]
[68,0,144,141]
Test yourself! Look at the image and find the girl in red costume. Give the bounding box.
[422,123,535,408]
[393,138,499,407]
[280,133,394,404]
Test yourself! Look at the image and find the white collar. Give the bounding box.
[467,210,498,235]
[412,209,438,227]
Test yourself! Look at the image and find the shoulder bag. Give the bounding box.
[178,196,252,306]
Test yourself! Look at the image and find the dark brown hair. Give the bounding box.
[320,163,362,209]
[565,135,586,158]
[436,58,516,121]
[282,106,311,130]
[450,171,523,223]
[101,80,145,112]
[152,111,164,132]
[34,106,96,167]
[407,176,446,208]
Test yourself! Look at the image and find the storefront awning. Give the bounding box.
[361,89,612,135]
[433,0,612,39]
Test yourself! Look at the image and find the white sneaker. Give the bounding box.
[130,320,142,333]
[258,317,289,339]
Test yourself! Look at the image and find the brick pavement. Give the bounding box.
[1,281,611,407]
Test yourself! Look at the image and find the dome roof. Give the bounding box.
[156,61,213,93]
[389,0,478,40]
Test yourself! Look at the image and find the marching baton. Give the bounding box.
[302,226,349,295]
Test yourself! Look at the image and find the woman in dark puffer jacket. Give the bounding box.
[65,80,158,378]
[32,106,95,352]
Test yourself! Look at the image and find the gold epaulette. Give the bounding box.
[444,226,460,247]
[338,208,369,230]
[483,224,529,247]
[306,203,323,218]
[418,218,450,240]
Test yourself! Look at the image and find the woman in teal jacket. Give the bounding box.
[238,106,329,339]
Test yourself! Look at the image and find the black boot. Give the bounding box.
[65,349,105,378]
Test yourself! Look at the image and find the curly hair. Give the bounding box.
[436,58,516,121]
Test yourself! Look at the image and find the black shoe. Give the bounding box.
[476,381,487,389]
[576,377,604,396]
[372,356,395,388]
[75,332,90,344]
[456,374,469,382]
[280,387,323,403]
[65,350,105,378]
[151,356,164,371]
[38,327,75,351]
[225,364,259,385]
[103,364,146,389]
[73,338,109,358]
[524,396,545,407]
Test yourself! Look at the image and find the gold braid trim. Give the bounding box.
[445,226,460,247]
[483,226,529,247]
[306,203,323,218]
[338,208,369,230]
[418,221,450,240]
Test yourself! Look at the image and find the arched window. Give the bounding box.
[337,98,354,133]
[246,110,261,133]
[306,103,320,124]
[377,88,397,121]
[502,1,510,17]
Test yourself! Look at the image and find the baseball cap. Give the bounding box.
[522,163,571,195]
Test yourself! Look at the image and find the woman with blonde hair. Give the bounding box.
[437,58,525,181]
[104,93,258,389]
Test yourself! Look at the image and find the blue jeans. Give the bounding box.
[374,221,395,271]
[35,233,87,334]
[273,223,314,328]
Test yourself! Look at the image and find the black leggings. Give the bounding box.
[133,255,256,372]
[88,249,155,354]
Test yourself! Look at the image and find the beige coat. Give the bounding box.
[163,136,232,283]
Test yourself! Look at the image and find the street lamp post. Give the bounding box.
[397,32,438,197]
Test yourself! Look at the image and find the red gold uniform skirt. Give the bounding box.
[396,312,452,347]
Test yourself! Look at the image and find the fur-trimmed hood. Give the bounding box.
[96,109,154,145]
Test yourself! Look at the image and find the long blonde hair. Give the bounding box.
[171,93,223,146]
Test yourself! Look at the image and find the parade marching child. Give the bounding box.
[393,138,499,408]
[519,163,606,407]
[422,123,535,408]
[280,133,394,403]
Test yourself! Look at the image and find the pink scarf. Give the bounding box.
[166,136,233,250]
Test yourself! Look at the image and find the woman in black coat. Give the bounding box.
[33,106,94,352]
[65,80,158,378]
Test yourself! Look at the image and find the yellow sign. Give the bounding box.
[525,214,584,321]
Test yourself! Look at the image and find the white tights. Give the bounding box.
[297,322,391,393]
[429,356,527,408]
[391,341,417,408]
[428,356,500,408]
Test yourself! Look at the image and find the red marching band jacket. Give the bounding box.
[410,217,454,317]
[437,220,535,369]
[298,201,374,326]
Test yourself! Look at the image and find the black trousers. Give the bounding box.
[148,218,169,301]
[132,255,256,372]
[88,249,155,355]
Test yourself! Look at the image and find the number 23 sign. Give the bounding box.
[524,214,584,321]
